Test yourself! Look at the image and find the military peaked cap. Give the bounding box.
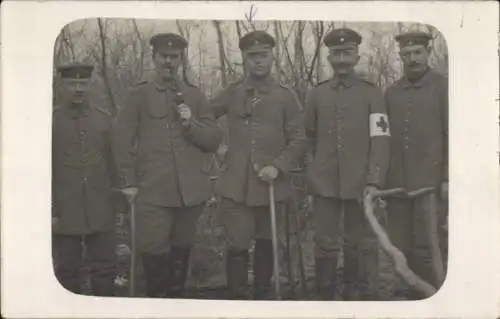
[395,31,432,48]
[239,30,276,51]
[150,33,188,50]
[324,28,362,48]
[56,63,94,79]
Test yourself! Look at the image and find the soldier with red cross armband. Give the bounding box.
[304,28,391,301]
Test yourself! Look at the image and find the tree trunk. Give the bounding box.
[273,21,282,82]
[213,20,228,87]
[97,18,117,117]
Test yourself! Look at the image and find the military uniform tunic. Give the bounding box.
[113,79,222,207]
[52,105,118,235]
[112,78,222,254]
[385,68,448,191]
[305,74,390,199]
[211,76,306,207]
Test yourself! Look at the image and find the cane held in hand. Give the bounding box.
[129,200,137,297]
[268,181,281,299]
[254,163,281,299]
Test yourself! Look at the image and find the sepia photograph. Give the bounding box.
[51,18,449,301]
[2,1,499,318]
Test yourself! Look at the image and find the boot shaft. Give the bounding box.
[225,249,249,300]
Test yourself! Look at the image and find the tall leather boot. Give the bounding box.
[342,247,359,301]
[141,253,169,298]
[253,239,274,300]
[225,249,249,300]
[315,256,338,300]
[166,247,191,298]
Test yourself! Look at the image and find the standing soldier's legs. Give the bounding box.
[136,200,175,298]
[412,194,441,295]
[53,234,83,294]
[220,198,255,299]
[84,231,117,296]
[312,196,342,300]
[386,198,413,299]
[252,202,284,300]
[343,200,379,300]
[168,205,204,298]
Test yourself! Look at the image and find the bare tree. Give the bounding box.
[97,18,118,117]
[213,20,228,87]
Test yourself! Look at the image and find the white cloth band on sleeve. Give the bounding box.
[369,113,391,137]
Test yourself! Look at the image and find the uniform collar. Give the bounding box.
[330,72,359,88]
[402,67,433,88]
[153,74,184,92]
[244,75,275,93]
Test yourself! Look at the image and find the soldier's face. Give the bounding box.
[399,44,430,78]
[153,47,183,81]
[243,49,274,78]
[328,47,360,75]
[62,78,91,105]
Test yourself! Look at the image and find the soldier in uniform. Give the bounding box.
[210,31,306,300]
[384,31,448,299]
[52,63,118,296]
[112,33,222,298]
[304,28,391,300]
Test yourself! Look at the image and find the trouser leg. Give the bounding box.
[343,200,379,301]
[220,198,254,300]
[168,205,204,298]
[136,201,174,298]
[85,231,117,296]
[386,198,414,300]
[253,203,284,300]
[53,234,83,294]
[312,196,342,300]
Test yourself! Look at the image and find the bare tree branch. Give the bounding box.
[97,18,118,117]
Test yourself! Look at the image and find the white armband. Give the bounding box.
[369,113,391,137]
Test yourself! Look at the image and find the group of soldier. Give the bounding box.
[52,27,448,301]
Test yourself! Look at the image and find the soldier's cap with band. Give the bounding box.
[150,33,188,50]
[239,30,276,52]
[324,28,362,49]
[56,63,94,79]
[395,31,432,48]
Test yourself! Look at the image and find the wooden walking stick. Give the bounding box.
[129,201,137,297]
[269,181,282,299]
[363,188,437,298]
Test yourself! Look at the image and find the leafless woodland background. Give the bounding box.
[52,19,448,298]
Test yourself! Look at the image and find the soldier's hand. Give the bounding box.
[177,103,192,124]
[258,166,279,182]
[121,187,139,204]
[440,181,448,200]
[215,144,228,163]
[363,185,379,199]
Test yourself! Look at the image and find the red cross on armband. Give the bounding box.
[369,113,391,137]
